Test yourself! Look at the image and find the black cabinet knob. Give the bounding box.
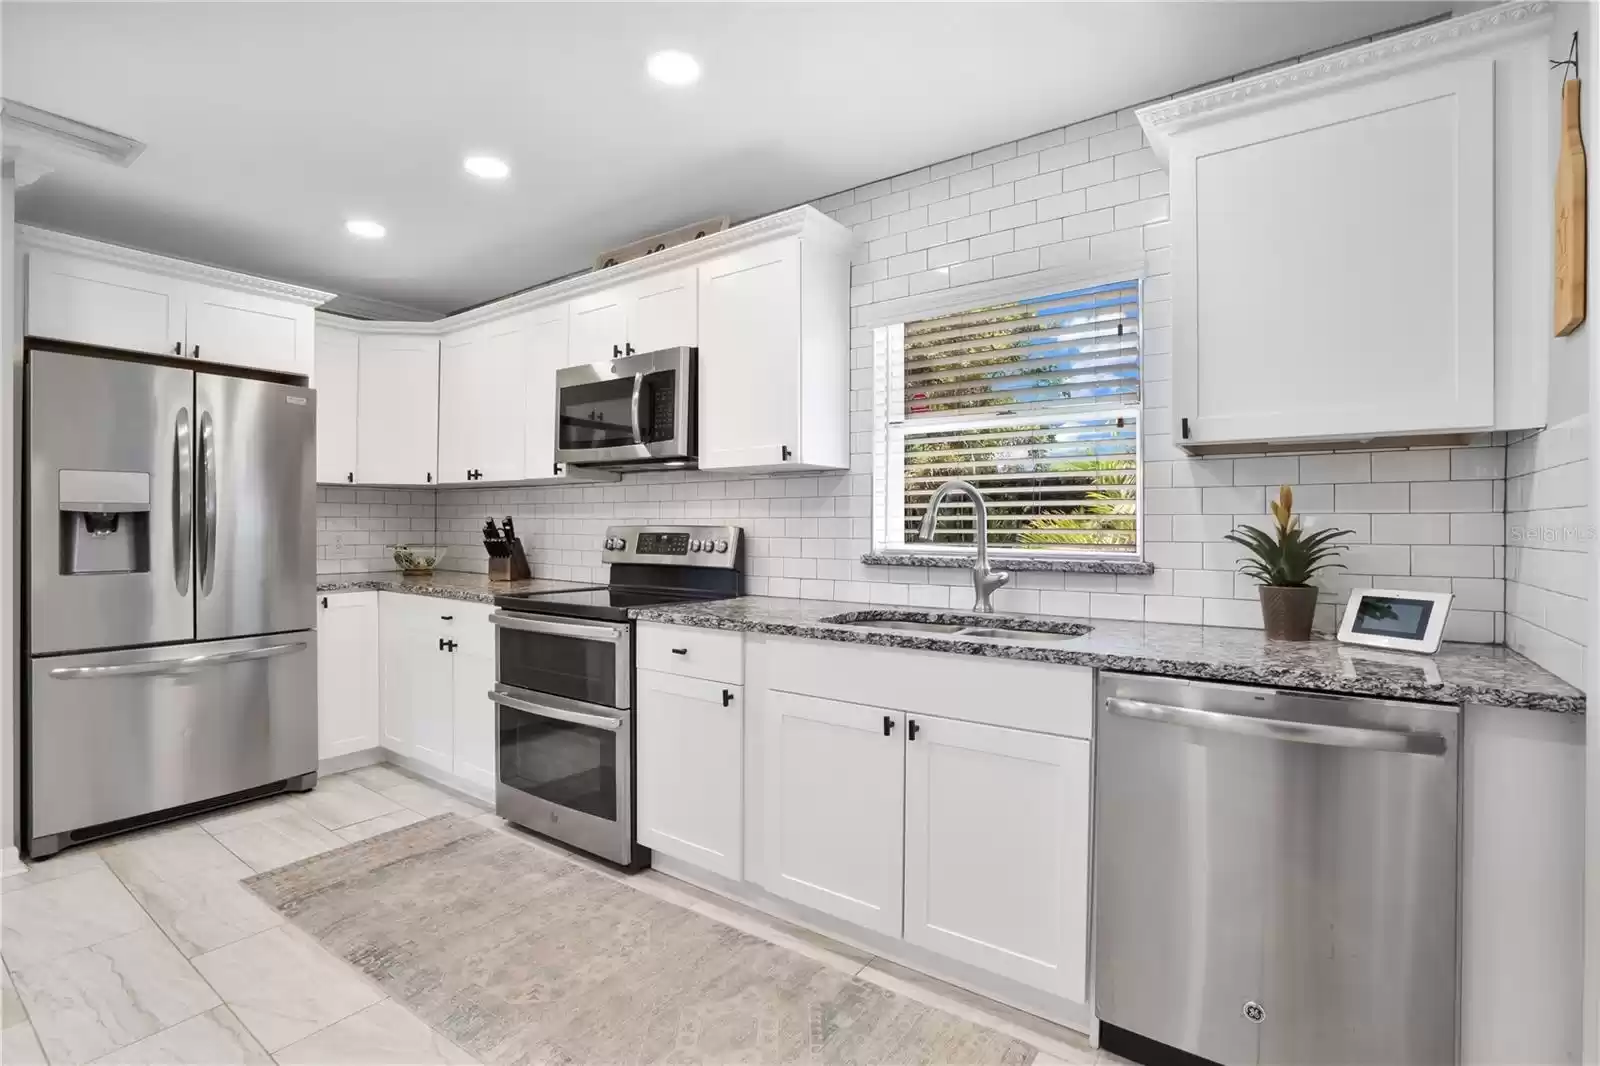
[347,472,354,483]
[625,343,635,356]
[781,445,792,461]
[612,344,622,358]
[192,345,200,358]
[321,596,328,609]
[426,472,433,483]
[908,718,920,741]
[172,342,182,356]
[882,715,894,736]
[722,689,734,707]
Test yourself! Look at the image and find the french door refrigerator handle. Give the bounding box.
[1103,697,1447,755]
[49,640,308,680]
[198,409,218,595]
[488,689,623,732]
[173,406,193,595]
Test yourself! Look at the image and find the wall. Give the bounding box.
[431,100,1513,643]
[2,162,17,855]
[315,487,437,574]
[1505,420,1589,686]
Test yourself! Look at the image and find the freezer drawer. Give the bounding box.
[27,632,317,849]
[1094,672,1459,1066]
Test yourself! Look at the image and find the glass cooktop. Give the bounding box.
[494,585,735,621]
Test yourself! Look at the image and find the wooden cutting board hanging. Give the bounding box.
[1554,43,1587,336]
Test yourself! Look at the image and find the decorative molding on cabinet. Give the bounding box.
[315,206,851,337]
[1137,0,1553,155]
[17,225,336,306]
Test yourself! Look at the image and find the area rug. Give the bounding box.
[243,814,1037,1065]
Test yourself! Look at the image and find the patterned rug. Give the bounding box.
[244,814,1038,1065]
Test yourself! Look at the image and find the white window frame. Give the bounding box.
[867,263,1146,561]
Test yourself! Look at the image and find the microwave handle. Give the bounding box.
[629,372,644,446]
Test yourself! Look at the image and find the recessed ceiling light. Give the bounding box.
[463,155,510,180]
[647,50,701,87]
[345,219,385,239]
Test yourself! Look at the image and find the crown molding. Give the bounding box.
[18,225,336,306]
[1137,0,1553,153]
[319,291,440,323]
[321,205,846,337]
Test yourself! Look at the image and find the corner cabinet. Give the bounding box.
[1140,6,1554,451]
[698,219,852,471]
[22,230,331,376]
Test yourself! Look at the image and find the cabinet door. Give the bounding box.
[1173,59,1494,445]
[314,325,359,484]
[637,670,742,879]
[437,318,529,485]
[356,335,439,485]
[449,608,497,794]
[523,303,570,479]
[697,238,801,470]
[378,596,454,771]
[568,287,629,365]
[903,715,1090,1000]
[316,592,379,760]
[759,690,903,935]
[627,267,697,353]
[184,284,310,374]
[26,250,185,356]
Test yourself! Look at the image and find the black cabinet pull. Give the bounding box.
[625,343,635,356]
[440,615,453,621]
[346,472,353,483]
[612,344,622,358]
[908,718,920,741]
[781,445,792,461]
[1181,417,1191,440]
[722,689,734,707]
[172,341,182,356]
[192,345,200,358]
[426,472,433,483]
[670,647,688,655]
[438,637,448,651]
[321,596,328,609]
[882,715,894,737]
[553,462,560,476]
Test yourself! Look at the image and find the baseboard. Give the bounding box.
[318,748,385,777]
[650,854,1094,1038]
[378,750,494,808]
[1,846,25,877]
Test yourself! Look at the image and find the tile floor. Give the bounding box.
[1,764,1129,1066]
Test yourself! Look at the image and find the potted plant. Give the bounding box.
[1224,485,1353,641]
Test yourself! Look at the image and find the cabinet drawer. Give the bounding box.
[637,623,743,684]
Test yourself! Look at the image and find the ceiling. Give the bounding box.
[4,1,1452,318]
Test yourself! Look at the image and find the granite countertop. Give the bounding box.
[631,595,1585,715]
[317,571,596,605]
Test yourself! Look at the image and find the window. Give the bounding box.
[873,278,1141,557]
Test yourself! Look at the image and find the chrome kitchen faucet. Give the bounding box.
[915,479,1011,613]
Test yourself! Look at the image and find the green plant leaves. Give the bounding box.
[1227,485,1353,587]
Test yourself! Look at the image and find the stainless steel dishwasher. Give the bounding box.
[1094,672,1459,1066]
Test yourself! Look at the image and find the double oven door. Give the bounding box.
[554,347,695,466]
[489,610,640,866]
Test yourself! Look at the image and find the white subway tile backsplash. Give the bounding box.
[1371,513,1451,544]
[1370,449,1450,482]
[1232,457,1299,486]
[1410,480,1492,513]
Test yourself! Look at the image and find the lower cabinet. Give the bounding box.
[377,593,493,786]
[315,592,380,759]
[903,714,1090,1001]
[635,669,743,879]
[758,690,906,937]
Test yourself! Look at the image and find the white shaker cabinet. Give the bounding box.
[438,316,529,484]
[184,283,314,375]
[357,334,439,485]
[636,670,743,879]
[1141,8,1554,451]
[568,287,631,365]
[314,324,360,484]
[316,591,380,760]
[903,714,1091,1001]
[378,593,452,765]
[568,266,698,365]
[26,249,186,358]
[523,302,572,480]
[448,605,497,794]
[758,690,905,936]
[697,223,850,471]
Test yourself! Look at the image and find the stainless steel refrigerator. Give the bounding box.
[23,346,318,858]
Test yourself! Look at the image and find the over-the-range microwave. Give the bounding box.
[554,347,696,468]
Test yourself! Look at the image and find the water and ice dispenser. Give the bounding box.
[58,469,152,575]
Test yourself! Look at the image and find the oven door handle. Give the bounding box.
[489,611,624,643]
[489,689,623,732]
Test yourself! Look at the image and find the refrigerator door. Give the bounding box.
[28,349,195,655]
[195,371,316,640]
[27,631,317,851]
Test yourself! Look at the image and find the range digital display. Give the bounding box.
[1350,596,1434,640]
[635,532,690,556]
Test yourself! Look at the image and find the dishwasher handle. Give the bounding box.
[1104,697,1448,756]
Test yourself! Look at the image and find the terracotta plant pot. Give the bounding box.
[1258,584,1319,641]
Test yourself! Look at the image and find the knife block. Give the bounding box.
[489,537,532,582]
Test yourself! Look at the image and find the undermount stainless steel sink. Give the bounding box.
[820,611,1091,643]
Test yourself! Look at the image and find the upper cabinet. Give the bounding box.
[314,323,360,484]
[698,218,851,471]
[21,229,331,376]
[568,266,698,364]
[1139,5,1554,453]
[438,315,530,484]
[356,334,440,485]
[522,302,573,479]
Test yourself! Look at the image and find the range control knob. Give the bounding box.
[688,539,703,552]
[715,539,729,553]
[605,537,622,551]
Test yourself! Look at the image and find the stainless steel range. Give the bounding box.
[489,524,743,867]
